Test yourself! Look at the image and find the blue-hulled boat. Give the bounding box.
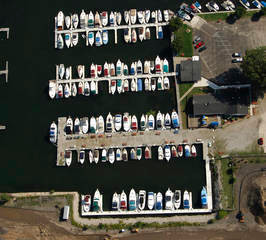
[102,30,108,45]
[137,79,143,91]
[157,26,163,39]
[195,1,202,9]
[183,190,190,209]
[201,186,208,207]
[184,145,191,157]
[240,0,250,7]
[171,110,179,128]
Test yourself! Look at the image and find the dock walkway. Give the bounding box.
[0,28,9,39]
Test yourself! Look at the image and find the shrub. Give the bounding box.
[216,210,229,220]
[0,193,11,203]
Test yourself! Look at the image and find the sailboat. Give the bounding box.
[165,188,174,210]
[65,150,72,167]
[49,122,57,144]
[158,146,164,160]
[108,148,115,164]
[88,32,94,46]
[100,11,108,26]
[174,190,181,209]
[129,189,137,211]
[136,147,142,160]
[112,192,120,211]
[123,113,131,132]
[138,190,146,210]
[120,190,127,211]
[147,192,155,210]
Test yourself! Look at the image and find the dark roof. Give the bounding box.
[180,59,201,82]
[192,89,249,116]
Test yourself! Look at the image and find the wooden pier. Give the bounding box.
[0,61,8,83]
[0,28,10,39]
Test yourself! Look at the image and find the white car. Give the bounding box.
[232,58,243,63]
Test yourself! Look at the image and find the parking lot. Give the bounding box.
[193,17,266,85]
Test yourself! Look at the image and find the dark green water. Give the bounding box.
[0,0,205,209]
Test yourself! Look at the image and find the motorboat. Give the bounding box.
[106,112,114,133]
[140,114,146,131]
[123,113,131,132]
[116,148,122,161]
[57,84,63,98]
[171,145,177,158]
[112,192,120,211]
[72,14,79,29]
[90,63,96,78]
[144,78,150,91]
[144,61,150,74]
[150,61,155,72]
[104,62,109,77]
[93,189,102,212]
[94,11,101,28]
[136,147,142,160]
[163,59,169,73]
[122,148,128,161]
[171,110,179,128]
[138,27,145,42]
[110,80,116,94]
[165,188,174,210]
[117,79,123,94]
[101,149,107,162]
[123,64,129,75]
[65,117,73,134]
[124,28,131,43]
[49,122,57,144]
[129,189,137,211]
[163,10,169,21]
[252,0,261,8]
[79,150,85,164]
[116,59,122,76]
[91,81,96,95]
[137,79,142,91]
[97,65,102,76]
[164,145,171,162]
[88,32,94,46]
[209,1,220,11]
[79,10,86,28]
[156,192,163,210]
[138,190,146,210]
[93,150,99,164]
[90,116,97,134]
[148,114,155,130]
[156,111,163,130]
[100,11,108,26]
[164,113,171,129]
[130,62,136,75]
[65,16,71,29]
[183,190,190,209]
[97,115,105,134]
[145,146,151,159]
[164,77,170,90]
[71,83,77,97]
[131,115,138,131]
[194,1,202,10]
[157,26,163,40]
[95,31,103,47]
[78,82,84,95]
[65,67,70,80]
[155,56,161,73]
[177,9,191,21]
[191,145,197,157]
[131,28,137,43]
[72,33,78,46]
[102,30,108,45]
[120,190,127,211]
[130,9,137,24]
[116,12,122,25]
[158,146,164,160]
[124,10,130,24]
[147,192,155,210]
[130,148,137,160]
[145,10,150,23]
[57,11,64,30]
[65,150,72,167]
[240,0,250,7]
[137,60,143,74]
[49,81,56,99]
[201,186,208,207]
[74,117,80,134]
[221,1,230,10]
[114,114,122,131]
[57,34,64,49]
[88,11,94,28]
[65,33,71,48]
[109,11,115,26]
[184,145,191,157]
[131,79,136,92]
[177,145,183,157]
[173,190,181,209]
[80,117,88,134]
[151,78,156,91]
[77,65,84,79]
[157,9,163,22]
[59,64,65,79]
[151,11,156,23]
[108,148,115,164]
[82,195,91,212]
[110,63,115,76]
[123,79,129,92]
[88,150,93,164]
[157,77,163,90]
[137,10,145,24]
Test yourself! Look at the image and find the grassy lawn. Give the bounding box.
[179,82,193,98]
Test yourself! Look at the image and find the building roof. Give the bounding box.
[180,58,201,82]
[192,89,249,116]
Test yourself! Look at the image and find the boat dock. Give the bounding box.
[0,28,10,39]
[0,61,8,83]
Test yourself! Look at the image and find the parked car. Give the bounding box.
[193,36,201,44]
[232,58,243,63]
[232,53,241,57]
[258,138,264,145]
[199,46,207,52]
[195,41,204,49]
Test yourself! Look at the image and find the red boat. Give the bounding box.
[90,63,96,78]
[177,145,183,157]
[97,65,102,76]
[171,145,177,158]
[145,146,151,159]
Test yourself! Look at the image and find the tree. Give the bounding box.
[171,33,184,54]
[261,7,266,16]
[0,193,11,203]
[240,47,266,91]
[235,6,247,19]
[169,17,183,32]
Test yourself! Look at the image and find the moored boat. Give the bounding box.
[137,60,143,74]
[71,83,77,97]
[163,77,170,90]
[84,81,90,96]
[156,111,163,130]
[93,189,102,212]
[109,11,115,26]
[123,113,131,132]
[88,11,94,28]
[101,149,107,162]
[108,148,115,164]
[184,145,191,157]
[49,122,57,144]
[90,116,97,134]
[138,27,145,42]
[74,117,80,134]
[155,56,161,73]
[130,62,136,75]
[123,79,129,92]
[163,10,169,21]
[164,145,171,162]
[93,150,99,164]
[171,145,177,158]
[65,150,72,167]
[78,82,84,95]
[116,59,122,76]
[100,11,108,26]
[72,33,78,46]
[110,80,116,94]
[65,33,71,48]
[147,192,155,210]
[57,34,64,49]
[156,192,163,210]
[177,145,183,157]
[120,190,127,210]
[148,114,155,130]
[97,115,105,134]
[131,78,137,92]
[117,79,123,94]
[94,11,101,27]
[158,146,164,160]
[114,114,122,131]
[88,31,94,46]
[171,110,179,128]
[72,14,79,29]
[90,63,96,78]
[58,84,63,98]
[131,115,138,131]
[57,11,64,30]
[129,189,137,211]
[130,148,137,160]
[174,190,181,209]
[145,146,151,159]
[157,9,163,22]
[165,188,174,210]
[80,117,88,134]
[124,10,130,24]
[130,9,137,24]
[145,10,150,23]
[164,113,171,129]
[116,12,122,25]
[82,195,91,212]
[131,28,137,43]
[88,150,93,164]
[79,150,85,164]
[191,144,197,157]
[136,147,142,160]
[151,78,156,91]
[122,148,128,161]
[201,186,208,207]
[157,26,163,40]
[104,62,109,77]
[112,192,120,211]
[137,10,145,24]
[49,81,56,99]
[163,58,169,73]
[183,190,190,209]
[106,112,114,133]
[116,148,122,161]
[102,30,108,45]
[124,28,131,43]
[140,114,146,131]
[95,31,103,47]
[66,117,73,134]
[138,190,146,210]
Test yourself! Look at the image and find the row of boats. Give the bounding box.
[81,187,208,213]
[64,144,196,167]
[56,9,173,31]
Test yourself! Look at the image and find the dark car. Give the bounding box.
[199,46,207,52]
[258,138,264,145]
[232,52,241,57]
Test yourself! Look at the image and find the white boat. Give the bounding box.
[116,148,122,161]
[163,10,169,21]
[131,28,137,43]
[80,10,86,28]
[171,145,178,158]
[140,114,146,131]
[147,192,155,210]
[57,11,64,30]
[88,150,93,164]
[97,115,105,134]
[79,150,85,164]
[108,148,115,164]
[59,64,65,79]
[100,11,108,26]
[131,79,136,92]
[84,81,90,96]
[130,9,137,24]
[49,81,56,99]
[164,145,171,162]
[93,189,102,212]
[72,33,78,46]
[164,113,171,129]
[174,190,181,209]
[138,190,146,210]
[164,77,170,90]
[110,63,115,76]
[64,84,70,98]
[129,189,137,211]
[155,56,161,73]
[252,0,261,8]
[120,190,127,210]
[150,60,155,72]
[114,114,122,131]
[144,78,150,91]
[81,117,89,134]
[157,10,163,22]
[77,65,84,79]
[183,190,190,209]
[178,145,183,157]
[124,28,131,43]
[151,11,156,23]
[65,16,71,29]
[90,116,97,134]
[158,146,164,160]
[157,77,163,90]
[209,1,220,10]
[156,111,163,130]
[87,11,94,28]
[137,11,145,24]
[148,114,155,130]
[57,34,64,49]
[95,31,103,47]
[240,0,250,7]
[116,12,122,25]
[90,63,96,78]
[78,81,84,95]
[94,11,101,27]
[66,117,73,134]
[122,148,128,161]
[123,113,131,132]
[106,112,114,133]
[157,26,163,40]
[191,144,197,157]
[151,78,156,91]
[65,67,70,80]
[57,84,63,98]
[171,110,179,129]
[163,58,169,73]
[65,150,72,167]
[82,195,91,212]
[117,79,122,93]
[130,62,136,75]
[88,32,94,46]
[136,147,142,160]
[156,192,163,210]
[116,59,122,76]
[123,64,129,76]
[123,79,129,92]
[49,122,57,144]
[165,188,174,210]
[138,27,145,42]
[145,10,150,23]
[112,192,120,211]
[104,62,109,77]
[102,30,108,45]
[137,60,143,74]
[65,33,71,48]
[101,149,107,162]
[131,115,138,131]
[72,14,79,29]
[110,80,116,94]
[124,10,129,24]
[144,61,150,74]
[130,148,137,160]
[74,118,80,134]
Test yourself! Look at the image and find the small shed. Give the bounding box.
[62,205,70,220]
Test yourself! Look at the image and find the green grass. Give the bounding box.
[179,83,193,98]
[216,210,230,220]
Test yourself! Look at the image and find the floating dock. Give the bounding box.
[0,61,8,83]
[0,28,10,39]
